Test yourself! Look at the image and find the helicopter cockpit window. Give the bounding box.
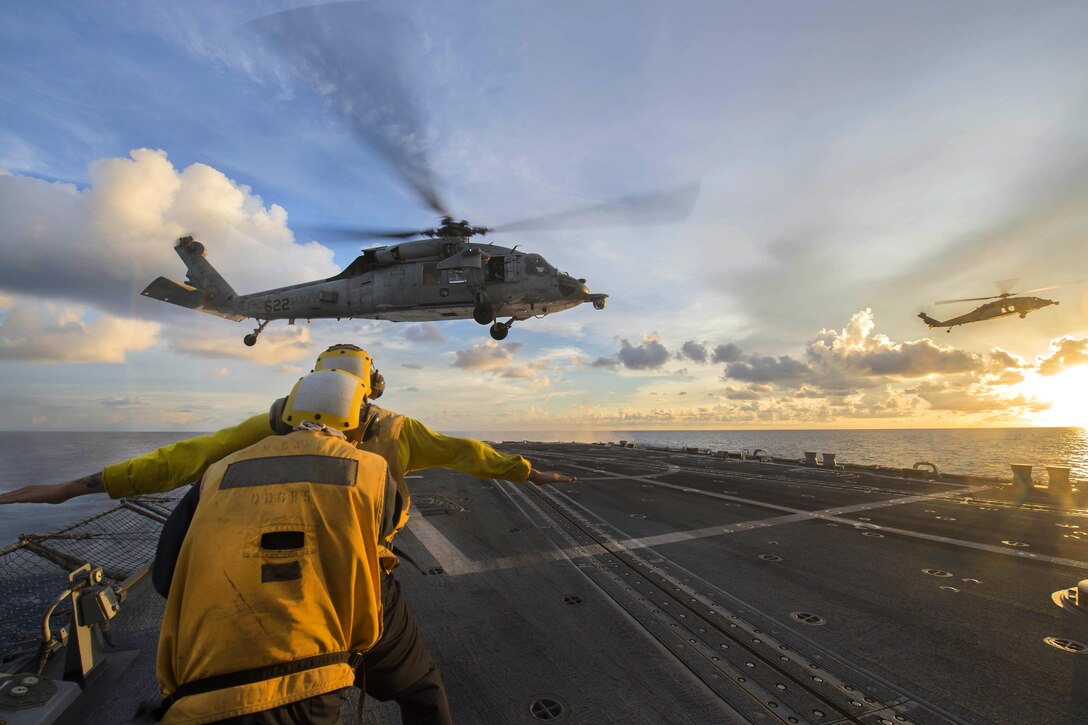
[526,254,551,276]
[421,262,440,285]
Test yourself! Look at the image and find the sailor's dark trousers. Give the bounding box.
[359,571,453,724]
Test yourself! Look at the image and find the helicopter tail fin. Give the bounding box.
[917,312,943,328]
[140,236,246,321]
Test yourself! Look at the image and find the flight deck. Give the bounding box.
[4,443,1088,724]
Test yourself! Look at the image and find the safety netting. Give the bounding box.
[0,489,188,668]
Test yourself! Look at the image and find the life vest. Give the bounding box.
[345,404,408,569]
[156,429,397,724]
[270,399,408,571]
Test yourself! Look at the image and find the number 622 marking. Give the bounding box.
[264,298,290,313]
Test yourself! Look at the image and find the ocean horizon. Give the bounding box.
[2,426,1085,546]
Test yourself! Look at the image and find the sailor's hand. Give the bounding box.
[526,469,577,486]
[0,483,74,504]
[0,474,103,504]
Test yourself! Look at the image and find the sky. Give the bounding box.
[1,0,1087,433]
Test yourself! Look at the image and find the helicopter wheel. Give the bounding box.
[244,319,271,347]
[474,302,495,325]
[489,322,509,341]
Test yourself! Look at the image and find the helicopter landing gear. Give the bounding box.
[244,319,271,347]
[473,301,495,325]
[490,320,512,341]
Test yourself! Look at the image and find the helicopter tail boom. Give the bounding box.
[917,312,945,328]
[140,236,246,321]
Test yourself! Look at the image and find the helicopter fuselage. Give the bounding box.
[918,295,1057,331]
[142,236,607,343]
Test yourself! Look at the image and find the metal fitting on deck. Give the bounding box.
[1052,579,1088,616]
[913,461,940,480]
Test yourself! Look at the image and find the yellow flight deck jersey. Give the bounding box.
[157,430,393,724]
[102,410,531,498]
[102,407,531,567]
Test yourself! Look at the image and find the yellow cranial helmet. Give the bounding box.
[281,369,366,431]
[313,344,384,399]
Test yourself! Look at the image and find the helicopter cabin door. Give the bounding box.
[486,255,521,283]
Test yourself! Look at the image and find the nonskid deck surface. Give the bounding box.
[82,443,1088,724]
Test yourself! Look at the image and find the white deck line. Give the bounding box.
[405,468,1088,576]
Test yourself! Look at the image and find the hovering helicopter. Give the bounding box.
[917,281,1080,332]
[141,2,696,346]
[142,217,611,345]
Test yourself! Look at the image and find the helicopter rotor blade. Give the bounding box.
[1020,279,1084,295]
[488,182,700,233]
[303,226,432,243]
[249,3,450,217]
[935,295,1004,305]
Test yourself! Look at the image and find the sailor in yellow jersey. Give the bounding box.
[155,368,396,724]
[2,344,576,724]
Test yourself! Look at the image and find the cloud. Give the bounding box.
[806,309,982,380]
[711,343,744,363]
[452,340,524,370]
[908,380,1049,413]
[1036,336,1088,376]
[719,386,763,400]
[0,149,339,317]
[616,334,670,370]
[724,354,809,383]
[169,326,314,366]
[0,296,159,363]
[678,340,707,363]
[210,367,230,377]
[100,396,147,409]
[405,322,444,343]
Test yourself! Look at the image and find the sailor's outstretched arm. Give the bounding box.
[0,473,104,504]
[0,414,273,504]
[399,417,576,484]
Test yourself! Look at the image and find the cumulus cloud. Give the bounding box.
[806,309,981,379]
[452,340,524,370]
[405,322,444,343]
[0,149,339,317]
[678,340,707,363]
[908,380,1049,413]
[724,354,809,383]
[711,343,744,363]
[0,296,159,363]
[169,326,314,366]
[1036,336,1088,376]
[720,386,762,400]
[616,334,670,370]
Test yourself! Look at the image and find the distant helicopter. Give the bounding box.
[141,3,696,345]
[917,281,1080,332]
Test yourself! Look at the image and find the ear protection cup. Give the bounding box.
[369,370,385,399]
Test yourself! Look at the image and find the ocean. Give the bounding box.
[1,427,1085,546]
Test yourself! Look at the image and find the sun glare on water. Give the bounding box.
[1018,366,1088,428]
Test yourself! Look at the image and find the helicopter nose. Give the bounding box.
[558,273,590,298]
